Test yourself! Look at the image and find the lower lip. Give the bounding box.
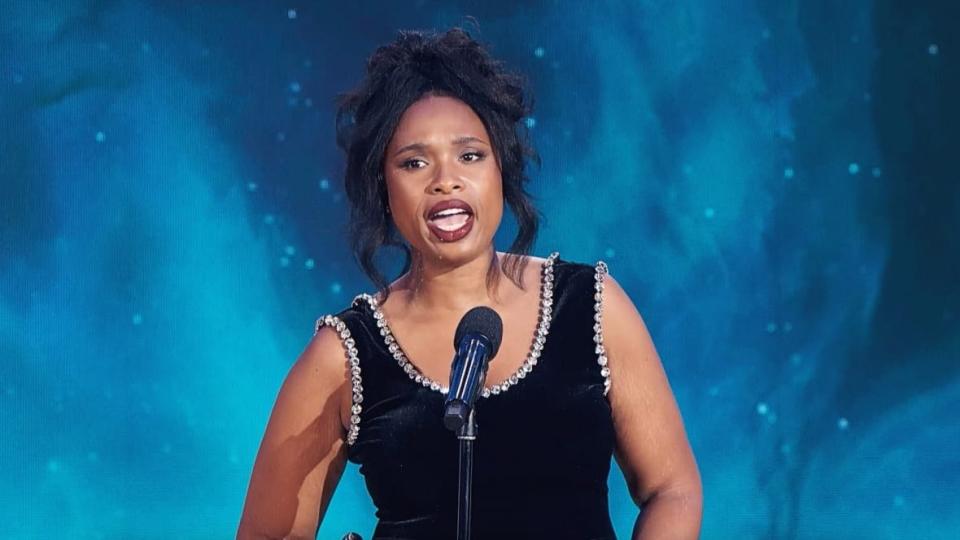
[427,214,474,242]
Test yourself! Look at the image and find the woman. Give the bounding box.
[238,27,701,540]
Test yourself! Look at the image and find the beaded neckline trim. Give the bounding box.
[354,251,559,398]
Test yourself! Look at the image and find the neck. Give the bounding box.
[401,247,503,313]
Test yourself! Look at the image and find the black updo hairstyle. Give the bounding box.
[335,25,542,302]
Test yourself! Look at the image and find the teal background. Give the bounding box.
[2,1,957,538]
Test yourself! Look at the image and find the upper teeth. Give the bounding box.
[432,208,467,218]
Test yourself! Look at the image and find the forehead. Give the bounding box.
[389,95,488,146]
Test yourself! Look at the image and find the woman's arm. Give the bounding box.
[601,273,703,539]
[236,326,353,540]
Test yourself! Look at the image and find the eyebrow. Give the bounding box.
[393,136,489,157]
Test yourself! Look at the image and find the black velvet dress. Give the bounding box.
[315,252,617,539]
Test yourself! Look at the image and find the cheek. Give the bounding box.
[386,185,425,231]
[491,176,504,211]
[385,179,411,212]
[484,183,505,225]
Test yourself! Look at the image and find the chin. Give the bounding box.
[430,237,485,257]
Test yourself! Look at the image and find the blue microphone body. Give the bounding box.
[443,306,503,431]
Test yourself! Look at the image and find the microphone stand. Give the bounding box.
[446,310,502,540]
[456,407,477,540]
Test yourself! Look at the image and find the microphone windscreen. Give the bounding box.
[453,306,504,359]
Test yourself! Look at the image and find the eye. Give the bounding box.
[462,150,487,163]
[400,158,427,170]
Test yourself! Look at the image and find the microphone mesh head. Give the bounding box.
[453,306,504,359]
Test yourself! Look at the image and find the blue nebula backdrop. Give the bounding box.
[2,1,957,538]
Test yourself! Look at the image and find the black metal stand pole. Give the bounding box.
[456,408,477,540]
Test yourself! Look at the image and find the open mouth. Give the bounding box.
[427,209,474,242]
[429,208,472,231]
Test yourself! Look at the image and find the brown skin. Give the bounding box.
[382,92,506,312]
[237,93,702,539]
[375,92,545,387]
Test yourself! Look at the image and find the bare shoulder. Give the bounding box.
[597,269,702,515]
[265,322,353,435]
[597,271,664,400]
[236,321,354,539]
[310,321,355,372]
[309,321,359,432]
[598,272,651,348]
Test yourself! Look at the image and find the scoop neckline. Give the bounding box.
[354,251,560,398]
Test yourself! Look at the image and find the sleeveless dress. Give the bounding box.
[315,252,617,539]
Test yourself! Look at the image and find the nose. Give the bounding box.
[428,161,464,194]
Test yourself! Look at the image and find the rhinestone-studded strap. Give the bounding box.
[314,314,363,446]
[593,261,612,396]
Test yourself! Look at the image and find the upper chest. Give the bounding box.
[377,289,544,388]
[361,256,559,391]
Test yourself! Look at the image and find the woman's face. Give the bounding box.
[384,93,503,267]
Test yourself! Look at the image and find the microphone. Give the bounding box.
[443,306,503,431]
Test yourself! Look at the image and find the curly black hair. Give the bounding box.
[334,26,542,302]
